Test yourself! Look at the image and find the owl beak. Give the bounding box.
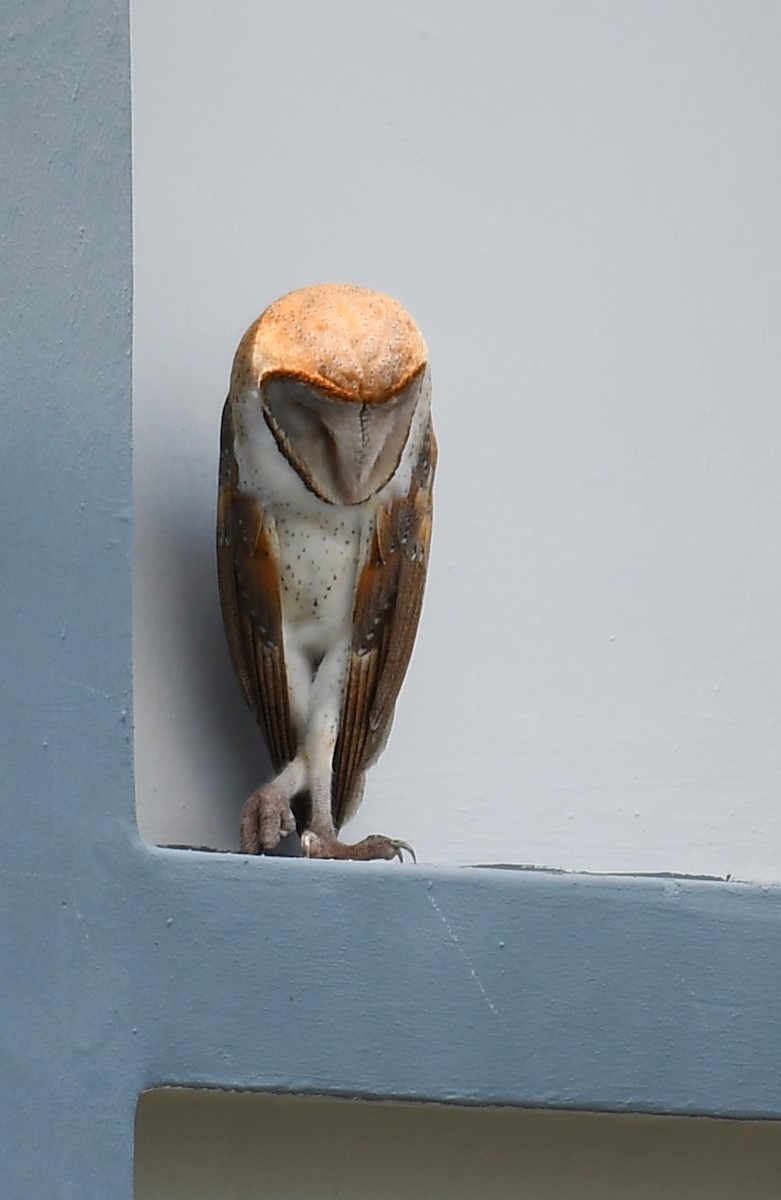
[262,374,422,506]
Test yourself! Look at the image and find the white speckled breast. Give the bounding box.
[273,506,363,658]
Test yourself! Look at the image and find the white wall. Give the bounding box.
[135,1091,781,1200]
[132,1,781,879]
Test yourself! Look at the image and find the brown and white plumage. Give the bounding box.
[217,283,436,860]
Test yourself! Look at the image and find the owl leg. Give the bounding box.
[239,757,304,854]
[299,741,416,861]
[276,644,415,863]
[300,648,344,846]
[301,766,416,860]
[238,642,316,855]
[299,658,415,861]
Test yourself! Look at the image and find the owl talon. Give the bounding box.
[301,831,416,863]
[240,785,295,855]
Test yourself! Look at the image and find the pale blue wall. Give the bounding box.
[0,0,135,1194]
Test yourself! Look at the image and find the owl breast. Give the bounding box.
[273,507,363,660]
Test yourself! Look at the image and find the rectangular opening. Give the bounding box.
[136,1088,781,1199]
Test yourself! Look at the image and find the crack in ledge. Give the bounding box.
[158,845,744,884]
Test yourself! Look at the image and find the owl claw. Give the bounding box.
[301,831,416,863]
[389,839,417,863]
[240,785,295,855]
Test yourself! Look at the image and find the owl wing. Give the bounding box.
[216,399,297,773]
[331,419,437,829]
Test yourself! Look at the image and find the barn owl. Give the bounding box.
[217,284,436,861]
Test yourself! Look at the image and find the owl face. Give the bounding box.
[260,368,426,507]
[230,282,430,508]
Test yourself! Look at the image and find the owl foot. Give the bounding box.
[300,831,416,863]
[240,784,296,854]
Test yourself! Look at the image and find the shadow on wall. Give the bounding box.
[139,490,301,856]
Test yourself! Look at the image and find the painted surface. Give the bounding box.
[131,1,781,878]
[137,1091,781,1200]
[0,0,135,1194]
[2,3,781,1199]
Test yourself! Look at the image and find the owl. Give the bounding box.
[217,284,435,860]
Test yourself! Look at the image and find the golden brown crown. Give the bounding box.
[232,283,427,404]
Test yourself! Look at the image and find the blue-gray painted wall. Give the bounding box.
[1,1,134,1193]
[1,4,780,1198]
